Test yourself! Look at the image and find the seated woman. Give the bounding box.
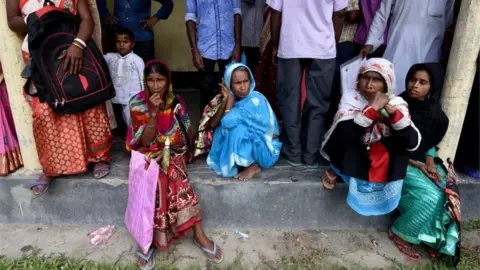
[127,60,223,269]
[390,63,459,259]
[206,63,281,181]
[320,58,421,216]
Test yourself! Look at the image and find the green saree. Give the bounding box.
[391,148,459,255]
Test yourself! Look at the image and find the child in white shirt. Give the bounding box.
[104,28,144,138]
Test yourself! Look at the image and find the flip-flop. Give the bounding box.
[30,180,50,199]
[93,163,110,179]
[193,239,224,264]
[136,247,155,270]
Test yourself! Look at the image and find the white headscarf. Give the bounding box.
[321,58,411,161]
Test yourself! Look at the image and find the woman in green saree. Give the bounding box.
[390,63,459,259]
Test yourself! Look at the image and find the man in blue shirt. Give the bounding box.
[97,0,174,62]
[185,0,242,112]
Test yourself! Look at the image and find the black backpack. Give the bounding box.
[25,4,115,114]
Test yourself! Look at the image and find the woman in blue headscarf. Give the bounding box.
[206,63,281,181]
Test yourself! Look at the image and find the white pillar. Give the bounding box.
[0,0,41,171]
[438,0,480,162]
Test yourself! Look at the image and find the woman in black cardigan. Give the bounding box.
[321,58,421,216]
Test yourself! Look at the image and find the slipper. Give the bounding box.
[388,231,420,259]
[193,239,224,264]
[136,247,155,270]
[93,162,110,179]
[30,180,51,199]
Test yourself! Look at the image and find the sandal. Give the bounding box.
[30,179,51,199]
[93,162,110,179]
[388,231,420,259]
[322,168,338,190]
[193,239,224,264]
[136,247,155,270]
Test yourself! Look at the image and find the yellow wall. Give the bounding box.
[106,0,196,72]
[153,1,195,71]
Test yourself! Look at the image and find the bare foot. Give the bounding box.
[322,168,338,190]
[235,163,261,181]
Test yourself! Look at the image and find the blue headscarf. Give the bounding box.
[223,61,255,97]
[206,61,281,177]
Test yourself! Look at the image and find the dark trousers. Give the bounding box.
[242,46,261,75]
[112,103,128,139]
[133,40,155,63]
[199,58,230,112]
[277,58,335,165]
[328,41,355,127]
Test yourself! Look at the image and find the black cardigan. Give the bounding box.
[325,108,421,181]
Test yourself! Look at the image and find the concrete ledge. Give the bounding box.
[1,161,479,229]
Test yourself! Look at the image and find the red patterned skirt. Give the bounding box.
[31,97,112,176]
[153,154,202,251]
[22,52,112,177]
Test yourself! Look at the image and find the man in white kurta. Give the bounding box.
[362,0,454,95]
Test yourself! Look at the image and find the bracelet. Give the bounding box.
[224,109,231,114]
[74,38,87,48]
[72,42,84,50]
[73,40,86,49]
[147,124,156,128]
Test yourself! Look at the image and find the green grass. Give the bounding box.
[0,247,479,270]
[0,256,175,270]
[463,218,480,232]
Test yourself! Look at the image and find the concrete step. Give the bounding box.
[2,159,479,229]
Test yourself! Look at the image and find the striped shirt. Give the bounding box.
[241,0,266,48]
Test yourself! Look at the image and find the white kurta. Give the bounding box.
[366,0,454,95]
[104,52,145,105]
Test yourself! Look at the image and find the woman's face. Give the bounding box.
[146,72,168,95]
[357,71,387,101]
[407,70,431,101]
[230,69,251,98]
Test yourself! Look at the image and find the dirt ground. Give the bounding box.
[0,224,478,269]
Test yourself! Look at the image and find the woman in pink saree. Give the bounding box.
[0,63,23,175]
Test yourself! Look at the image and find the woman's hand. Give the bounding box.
[369,92,389,111]
[59,45,84,75]
[219,82,235,110]
[219,82,233,102]
[384,103,397,114]
[148,151,163,163]
[426,165,440,181]
[149,93,164,113]
[219,82,229,101]
[417,163,440,181]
